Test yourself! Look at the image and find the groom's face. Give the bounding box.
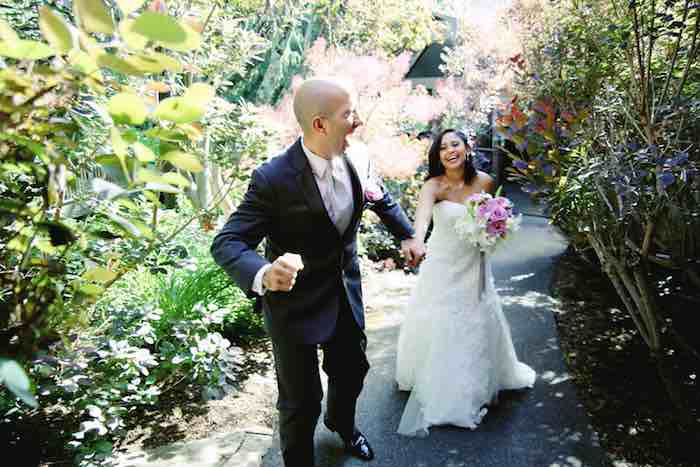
[324,92,362,156]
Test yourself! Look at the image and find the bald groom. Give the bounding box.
[212,79,423,467]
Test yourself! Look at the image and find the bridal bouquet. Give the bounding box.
[454,191,522,254]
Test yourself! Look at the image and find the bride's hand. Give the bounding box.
[401,238,426,268]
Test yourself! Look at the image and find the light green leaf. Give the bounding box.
[130,12,201,51]
[111,128,128,159]
[115,197,138,211]
[0,359,38,408]
[144,128,188,142]
[36,239,58,255]
[107,93,148,125]
[0,40,55,60]
[73,0,115,35]
[132,142,155,163]
[125,52,182,74]
[117,0,145,16]
[135,167,162,184]
[119,19,148,50]
[68,50,101,77]
[39,6,75,54]
[162,151,203,172]
[135,169,190,188]
[82,267,117,283]
[0,19,19,43]
[97,52,143,76]
[153,97,204,124]
[184,82,215,103]
[161,172,192,188]
[143,190,160,204]
[79,283,105,295]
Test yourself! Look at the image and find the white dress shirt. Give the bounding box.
[251,139,355,295]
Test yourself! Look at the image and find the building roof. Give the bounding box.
[405,42,453,79]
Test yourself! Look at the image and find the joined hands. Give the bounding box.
[401,238,426,268]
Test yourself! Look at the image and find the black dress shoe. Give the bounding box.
[344,430,374,461]
[324,417,375,461]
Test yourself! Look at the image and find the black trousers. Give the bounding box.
[270,299,370,467]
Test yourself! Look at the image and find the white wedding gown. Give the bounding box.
[395,200,536,437]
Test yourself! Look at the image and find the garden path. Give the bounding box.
[114,186,609,467]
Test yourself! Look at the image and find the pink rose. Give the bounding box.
[495,196,510,207]
[477,203,492,220]
[490,206,509,222]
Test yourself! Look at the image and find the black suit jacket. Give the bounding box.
[211,138,414,344]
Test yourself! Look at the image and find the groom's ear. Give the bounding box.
[311,116,326,135]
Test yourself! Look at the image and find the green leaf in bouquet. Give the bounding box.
[0,359,38,409]
[130,12,201,51]
[107,92,148,125]
[161,150,203,173]
[39,6,75,54]
[0,40,55,60]
[73,0,115,35]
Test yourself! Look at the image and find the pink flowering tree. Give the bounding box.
[438,13,521,133]
[255,38,446,180]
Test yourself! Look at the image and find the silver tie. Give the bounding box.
[327,159,351,233]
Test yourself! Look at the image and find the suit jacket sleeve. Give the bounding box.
[211,167,274,296]
[367,163,415,241]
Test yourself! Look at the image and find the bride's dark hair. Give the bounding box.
[426,129,477,184]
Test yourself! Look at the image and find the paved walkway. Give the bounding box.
[262,186,608,467]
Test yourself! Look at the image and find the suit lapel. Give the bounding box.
[290,139,340,238]
[342,156,364,242]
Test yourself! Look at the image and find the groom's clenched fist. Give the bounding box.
[263,253,304,292]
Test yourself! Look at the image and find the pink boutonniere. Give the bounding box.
[364,185,383,202]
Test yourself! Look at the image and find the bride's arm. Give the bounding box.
[413,179,438,242]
